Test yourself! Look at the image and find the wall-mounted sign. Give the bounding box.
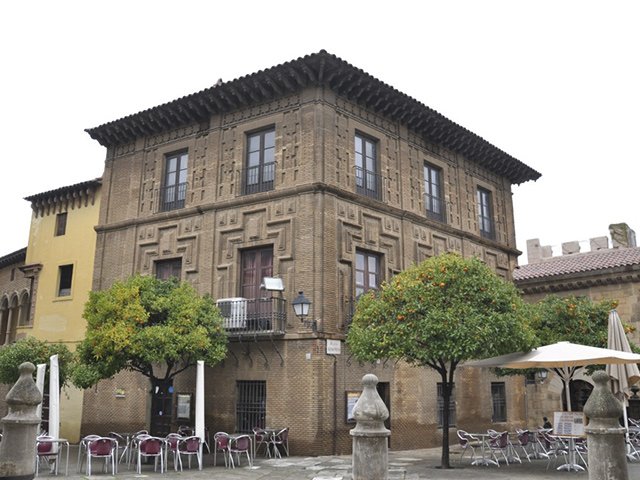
[326,339,341,355]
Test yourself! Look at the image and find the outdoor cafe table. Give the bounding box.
[468,432,499,466]
[554,434,586,472]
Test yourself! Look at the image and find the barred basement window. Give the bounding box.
[491,382,507,422]
[236,380,266,433]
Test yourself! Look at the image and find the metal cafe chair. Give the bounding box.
[86,437,118,476]
[177,436,203,470]
[228,434,252,468]
[213,432,231,468]
[252,427,270,457]
[164,433,183,471]
[35,435,60,476]
[269,427,289,458]
[136,436,165,474]
[456,430,479,463]
[76,434,101,473]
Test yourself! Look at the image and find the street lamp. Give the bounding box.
[292,291,311,320]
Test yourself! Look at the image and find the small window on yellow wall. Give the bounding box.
[57,265,73,297]
[55,212,67,236]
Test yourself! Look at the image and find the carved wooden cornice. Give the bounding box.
[24,178,101,218]
[86,51,540,186]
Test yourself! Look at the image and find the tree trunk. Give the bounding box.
[439,369,452,469]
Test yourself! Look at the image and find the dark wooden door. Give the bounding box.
[150,378,173,437]
[241,247,273,330]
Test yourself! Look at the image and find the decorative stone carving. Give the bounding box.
[0,362,43,480]
[350,374,390,480]
[583,370,628,480]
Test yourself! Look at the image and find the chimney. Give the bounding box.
[590,236,609,252]
[562,241,580,255]
[609,223,637,248]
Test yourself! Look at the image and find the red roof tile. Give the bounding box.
[514,247,640,281]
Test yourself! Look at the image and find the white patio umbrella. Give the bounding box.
[467,341,640,411]
[606,309,640,451]
[49,354,60,449]
[606,309,640,398]
[35,363,46,421]
[195,360,204,469]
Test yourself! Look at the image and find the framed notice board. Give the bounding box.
[176,393,192,420]
[553,411,585,435]
[346,390,361,423]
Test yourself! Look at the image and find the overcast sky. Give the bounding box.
[2,1,638,263]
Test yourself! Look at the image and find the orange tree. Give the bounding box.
[527,295,636,410]
[346,252,535,469]
[72,275,227,388]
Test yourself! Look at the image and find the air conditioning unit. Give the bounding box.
[216,297,247,329]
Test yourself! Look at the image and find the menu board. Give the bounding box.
[553,411,585,435]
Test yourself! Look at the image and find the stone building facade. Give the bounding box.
[83,51,540,453]
[514,223,640,423]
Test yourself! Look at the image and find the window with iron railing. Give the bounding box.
[355,133,382,201]
[243,128,275,195]
[216,297,286,336]
[424,163,445,222]
[161,151,188,211]
[477,187,495,240]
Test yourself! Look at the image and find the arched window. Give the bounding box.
[18,291,30,327]
[0,297,9,345]
[8,295,18,343]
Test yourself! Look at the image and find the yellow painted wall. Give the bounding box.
[21,186,101,442]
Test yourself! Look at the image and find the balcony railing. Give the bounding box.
[160,182,187,211]
[424,193,445,222]
[242,163,275,195]
[216,297,286,337]
[355,166,382,201]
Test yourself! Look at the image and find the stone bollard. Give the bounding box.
[583,370,628,480]
[350,374,390,480]
[0,362,43,480]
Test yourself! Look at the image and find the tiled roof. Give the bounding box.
[0,248,26,269]
[24,178,102,203]
[514,247,640,282]
[86,50,540,185]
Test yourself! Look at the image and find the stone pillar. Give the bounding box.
[583,370,628,480]
[350,374,390,480]
[0,362,43,480]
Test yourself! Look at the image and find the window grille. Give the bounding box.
[491,382,507,422]
[236,380,266,433]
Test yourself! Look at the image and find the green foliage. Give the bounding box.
[530,295,619,347]
[0,337,74,387]
[73,275,227,388]
[347,253,535,367]
[346,252,535,468]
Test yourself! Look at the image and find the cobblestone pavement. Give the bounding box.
[47,445,640,479]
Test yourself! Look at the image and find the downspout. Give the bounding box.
[330,353,337,455]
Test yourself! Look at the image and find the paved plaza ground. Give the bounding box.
[46,445,640,480]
